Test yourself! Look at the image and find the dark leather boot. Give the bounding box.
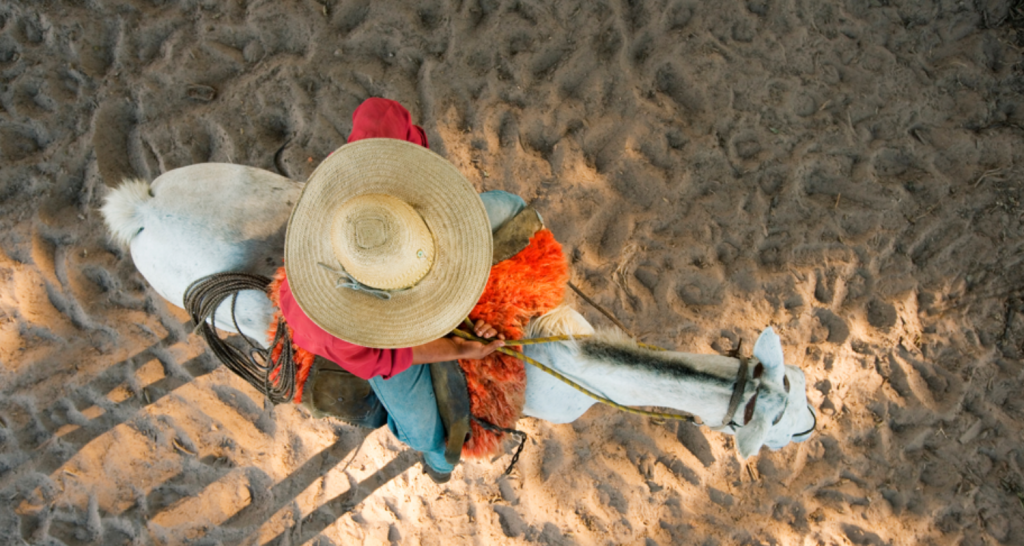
[429,360,472,465]
[301,356,388,429]
[421,453,452,484]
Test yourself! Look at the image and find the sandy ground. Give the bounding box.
[1,0,1024,544]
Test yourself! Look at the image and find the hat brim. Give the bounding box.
[285,139,492,349]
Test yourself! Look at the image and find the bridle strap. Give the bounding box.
[722,357,750,427]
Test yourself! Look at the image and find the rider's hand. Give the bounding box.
[451,334,504,360]
[410,321,505,364]
[472,319,501,340]
[454,320,505,360]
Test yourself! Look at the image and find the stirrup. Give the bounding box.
[429,360,472,465]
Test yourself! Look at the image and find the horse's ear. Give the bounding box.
[735,416,769,459]
[753,327,785,385]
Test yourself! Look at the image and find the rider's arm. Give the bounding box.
[410,322,505,364]
[279,278,503,377]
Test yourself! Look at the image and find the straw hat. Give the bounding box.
[284,138,492,348]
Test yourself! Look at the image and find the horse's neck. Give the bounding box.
[569,346,745,425]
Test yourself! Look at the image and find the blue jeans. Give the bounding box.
[368,366,452,473]
[369,190,526,473]
[480,190,530,232]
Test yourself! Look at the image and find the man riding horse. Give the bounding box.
[101,99,817,475]
[269,98,540,483]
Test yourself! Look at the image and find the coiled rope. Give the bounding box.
[183,273,296,404]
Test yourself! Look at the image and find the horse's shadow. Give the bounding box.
[130,415,416,545]
[208,446,418,545]
[3,322,421,544]
[132,426,416,544]
[3,324,227,540]
[1,324,207,481]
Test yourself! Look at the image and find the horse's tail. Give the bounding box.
[101,178,152,248]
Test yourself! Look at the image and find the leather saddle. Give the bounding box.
[301,206,544,464]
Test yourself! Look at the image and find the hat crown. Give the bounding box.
[354,218,387,248]
[330,194,435,291]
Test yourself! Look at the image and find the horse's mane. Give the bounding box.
[577,330,738,386]
[526,305,738,384]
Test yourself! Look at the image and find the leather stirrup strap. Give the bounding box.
[428,205,541,463]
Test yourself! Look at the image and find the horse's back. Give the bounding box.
[126,163,302,341]
[148,164,300,243]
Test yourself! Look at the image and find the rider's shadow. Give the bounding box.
[156,430,416,544]
[261,448,418,546]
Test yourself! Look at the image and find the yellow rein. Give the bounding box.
[452,322,698,423]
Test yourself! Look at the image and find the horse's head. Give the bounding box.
[734,327,817,458]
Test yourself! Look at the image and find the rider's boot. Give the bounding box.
[429,360,472,465]
[421,453,453,484]
[301,356,388,428]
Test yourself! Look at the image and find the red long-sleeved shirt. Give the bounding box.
[278,278,414,379]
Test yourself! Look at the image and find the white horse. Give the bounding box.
[101,163,816,459]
